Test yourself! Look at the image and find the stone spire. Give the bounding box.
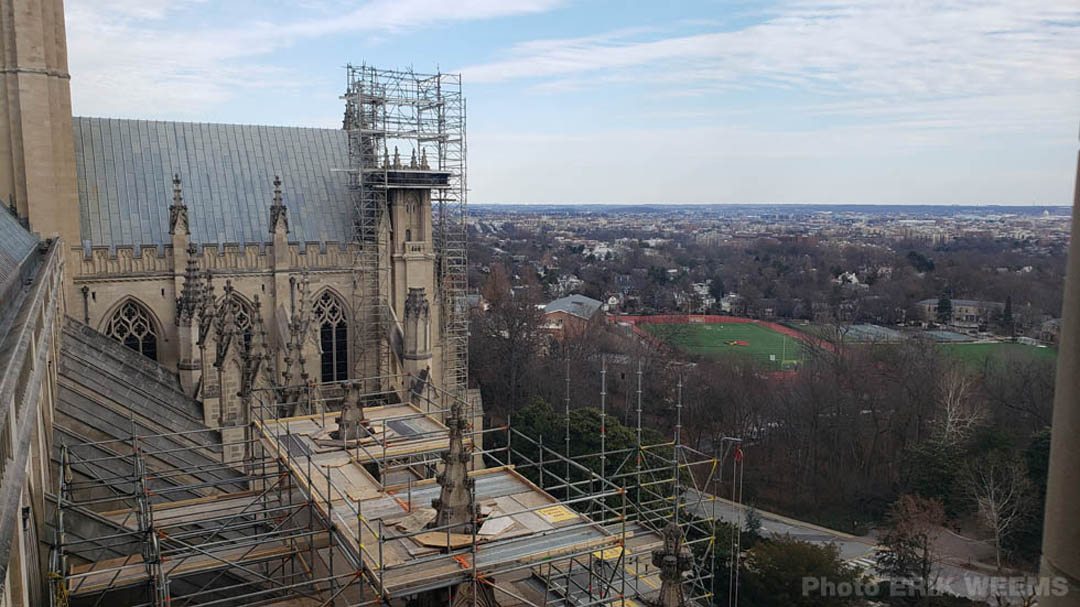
[432,398,477,532]
[332,381,369,441]
[239,295,269,401]
[176,243,203,323]
[213,280,239,368]
[652,522,693,607]
[197,271,216,346]
[420,149,429,170]
[393,146,401,169]
[169,174,190,236]
[409,148,418,169]
[269,176,288,234]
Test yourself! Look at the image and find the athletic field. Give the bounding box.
[940,342,1056,368]
[640,321,807,369]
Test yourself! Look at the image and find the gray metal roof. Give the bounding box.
[0,207,38,287]
[544,294,603,319]
[73,117,353,247]
[917,298,1001,308]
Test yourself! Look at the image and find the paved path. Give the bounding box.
[682,488,875,561]
[680,489,1024,604]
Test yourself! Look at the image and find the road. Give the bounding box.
[681,488,875,561]
[680,489,1024,605]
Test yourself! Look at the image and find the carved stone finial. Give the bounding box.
[332,381,370,441]
[409,148,418,169]
[169,174,190,236]
[176,243,203,324]
[393,146,401,169]
[420,149,429,170]
[269,175,289,235]
[432,396,477,532]
[651,522,693,607]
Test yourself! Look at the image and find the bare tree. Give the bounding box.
[877,494,946,604]
[934,363,982,443]
[964,453,1032,571]
[470,263,545,416]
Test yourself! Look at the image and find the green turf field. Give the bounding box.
[940,342,1057,368]
[640,322,805,369]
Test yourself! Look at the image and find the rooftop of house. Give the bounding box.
[543,294,604,319]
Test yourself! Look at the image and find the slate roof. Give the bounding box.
[0,206,38,288]
[544,294,603,319]
[73,117,352,247]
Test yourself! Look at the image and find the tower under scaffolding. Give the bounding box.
[50,372,744,607]
[343,65,468,398]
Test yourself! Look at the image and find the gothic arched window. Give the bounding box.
[106,300,159,361]
[313,292,348,382]
[226,295,254,348]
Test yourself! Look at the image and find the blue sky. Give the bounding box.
[67,0,1080,205]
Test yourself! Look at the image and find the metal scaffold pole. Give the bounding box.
[343,64,467,398]
[565,351,571,499]
[600,355,607,482]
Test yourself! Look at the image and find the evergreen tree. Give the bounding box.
[1002,295,1014,335]
[936,296,952,325]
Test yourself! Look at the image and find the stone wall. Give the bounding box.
[0,238,64,606]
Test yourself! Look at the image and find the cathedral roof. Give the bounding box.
[0,206,38,290]
[73,117,353,248]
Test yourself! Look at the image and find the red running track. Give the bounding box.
[609,314,834,352]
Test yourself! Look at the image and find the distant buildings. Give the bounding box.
[917,298,1004,328]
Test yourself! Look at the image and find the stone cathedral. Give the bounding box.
[0,1,473,601]
[2,0,461,428]
[3,2,455,395]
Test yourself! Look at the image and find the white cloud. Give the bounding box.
[66,0,564,117]
[460,0,1080,134]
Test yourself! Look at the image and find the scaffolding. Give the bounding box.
[51,373,742,607]
[343,65,468,398]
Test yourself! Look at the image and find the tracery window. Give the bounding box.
[313,292,348,382]
[226,296,254,347]
[106,300,158,361]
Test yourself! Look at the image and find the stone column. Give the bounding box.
[1040,141,1080,606]
[0,0,78,246]
[402,287,431,403]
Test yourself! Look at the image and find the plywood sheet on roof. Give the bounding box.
[478,515,515,537]
[414,532,476,549]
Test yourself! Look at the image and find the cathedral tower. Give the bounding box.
[0,0,79,245]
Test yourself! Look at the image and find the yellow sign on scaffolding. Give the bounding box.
[536,505,577,523]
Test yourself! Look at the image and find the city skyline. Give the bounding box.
[68,0,1080,205]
